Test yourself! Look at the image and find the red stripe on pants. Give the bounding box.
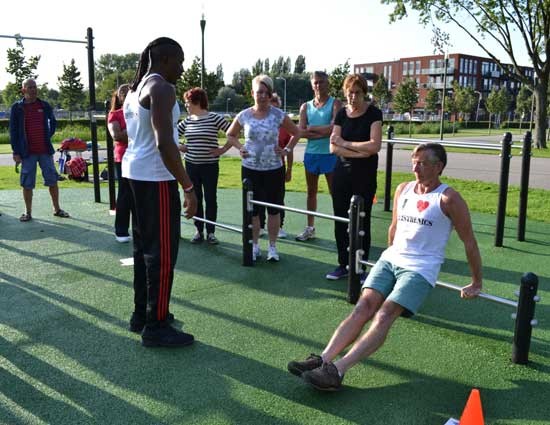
[158,181,171,321]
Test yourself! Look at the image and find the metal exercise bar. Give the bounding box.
[190,216,242,234]
[0,33,87,44]
[359,259,517,307]
[249,199,349,224]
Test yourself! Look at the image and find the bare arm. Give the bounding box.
[331,120,382,156]
[329,125,365,157]
[108,121,128,143]
[148,81,196,218]
[441,188,483,298]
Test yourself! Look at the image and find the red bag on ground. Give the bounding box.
[60,138,87,152]
[66,157,87,180]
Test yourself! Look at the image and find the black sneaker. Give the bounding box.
[129,312,175,333]
[190,232,204,244]
[287,353,323,377]
[302,361,343,391]
[141,324,194,348]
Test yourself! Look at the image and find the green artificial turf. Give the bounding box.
[0,187,548,425]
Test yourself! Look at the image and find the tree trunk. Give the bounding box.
[534,79,548,149]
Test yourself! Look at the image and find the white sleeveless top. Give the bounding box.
[122,73,180,181]
[380,181,452,286]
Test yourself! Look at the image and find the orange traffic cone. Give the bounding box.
[459,389,484,425]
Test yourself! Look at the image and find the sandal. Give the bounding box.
[19,212,32,222]
[53,209,70,218]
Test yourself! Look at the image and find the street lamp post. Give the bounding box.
[226,98,231,114]
[475,90,482,121]
[439,53,448,140]
[276,76,287,112]
[200,13,206,89]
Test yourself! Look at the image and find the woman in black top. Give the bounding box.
[326,74,382,280]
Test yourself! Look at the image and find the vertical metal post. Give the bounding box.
[200,14,206,89]
[87,27,100,202]
[439,54,448,140]
[384,126,394,212]
[104,100,116,211]
[512,272,539,364]
[517,131,532,241]
[242,178,253,267]
[347,195,364,304]
[495,132,512,247]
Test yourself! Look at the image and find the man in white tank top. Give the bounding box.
[288,143,483,391]
[123,37,197,348]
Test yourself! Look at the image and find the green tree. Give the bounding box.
[485,87,510,133]
[271,56,285,76]
[2,83,22,107]
[372,74,392,110]
[283,57,292,74]
[328,60,350,99]
[95,53,139,83]
[216,64,224,83]
[58,59,85,120]
[5,37,40,87]
[294,55,306,74]
[393,78,419,137]
[516,85,532,129]
[96,69,135,103]
[382,0,548,147]
[252,59,263,76]
[263,58,270,75]
[454,84,476,125]
[231,68,252,95]
[424,88,440,116]
[175,57,224,103]
[4,37,41,106]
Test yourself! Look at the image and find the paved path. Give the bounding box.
[2,135,548,189]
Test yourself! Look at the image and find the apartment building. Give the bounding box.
[354,53,534,116]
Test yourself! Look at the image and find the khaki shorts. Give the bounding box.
[362,260,433,317]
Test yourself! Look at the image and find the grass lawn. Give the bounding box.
[0,185,548,425]
[2,157,549,223]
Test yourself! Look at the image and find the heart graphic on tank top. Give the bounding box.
[417,200,429,212]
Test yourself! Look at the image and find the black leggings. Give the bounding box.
[186,161,219,234]
[332,161,376,267]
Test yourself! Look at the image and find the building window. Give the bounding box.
[460,58,464,73]
[448,58,455,69]
[429,59,435,70]
[403,61,408,75]
[416,61,421,74]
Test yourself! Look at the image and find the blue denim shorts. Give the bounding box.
[20,154,59,189]
[362,260,433,316]
[304,153,337,175]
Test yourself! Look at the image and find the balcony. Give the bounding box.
[422,67,455,75]
[426,82,454,89]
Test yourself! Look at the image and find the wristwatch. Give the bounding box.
[284,147,292,153]
[183,185,194,193]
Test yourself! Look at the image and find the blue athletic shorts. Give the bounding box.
[362,260,433,316]
[303,153,337,175]
[20,154,59,189]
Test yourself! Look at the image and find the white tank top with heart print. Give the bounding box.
[380,181,452,286]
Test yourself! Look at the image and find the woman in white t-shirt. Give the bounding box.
[227,75,301,262]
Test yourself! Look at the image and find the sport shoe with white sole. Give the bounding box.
[295,226,315,242]
[277,228,288,238]
[115,235,131,243]
[326,265,349,280]
[267,245,280,262]
[253,245,261,261]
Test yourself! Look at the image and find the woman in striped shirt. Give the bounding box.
[178,88,232,244]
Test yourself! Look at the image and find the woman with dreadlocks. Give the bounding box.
[122,37,197,348]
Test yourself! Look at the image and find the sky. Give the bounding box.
[0,0,532,93]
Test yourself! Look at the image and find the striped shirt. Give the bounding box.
[177,112,230,164]
[24,101,48,155]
